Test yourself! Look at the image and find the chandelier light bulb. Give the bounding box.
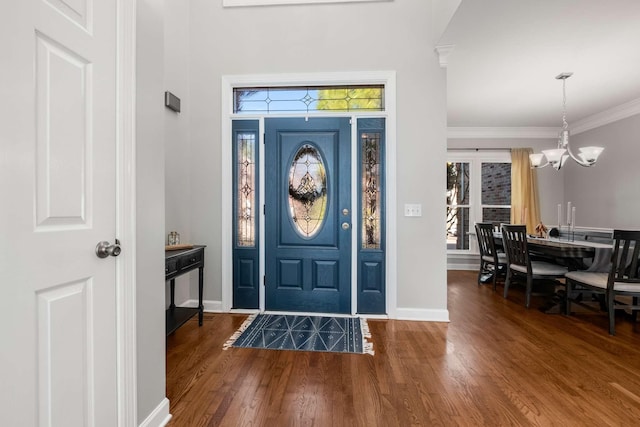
[529,153,545,168]
[578,146,604,164]
[542,148,567,164]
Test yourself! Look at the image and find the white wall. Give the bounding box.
[164,0,192,307]
[564,114,640,229]
[136,0,167,423]
[185,0,448,318]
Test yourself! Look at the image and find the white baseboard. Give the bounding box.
[360,314,389,320]
[138,397,171,427]
[229,308,260,314]
[396,308,450,322]
[180,299,223,312]
[447,263,478,270]
[447,252,480,271]
[179,300,448,322]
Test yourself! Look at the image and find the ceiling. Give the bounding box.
[438,0,640,128]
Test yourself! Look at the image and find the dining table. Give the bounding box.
[493,232,612,271]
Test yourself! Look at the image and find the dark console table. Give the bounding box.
[165,245,206,335]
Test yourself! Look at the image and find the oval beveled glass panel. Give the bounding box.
[288,144,327,238]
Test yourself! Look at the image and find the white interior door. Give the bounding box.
[1,1,119,426]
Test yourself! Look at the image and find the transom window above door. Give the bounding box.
[233,85,385,114]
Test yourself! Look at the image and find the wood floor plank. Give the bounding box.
[166,270,640,426]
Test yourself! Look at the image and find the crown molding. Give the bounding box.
[447,127,558,139]
[448,98,640,139]
[435,45,455,68]
[572,97,640,135]
[223,0,389,7]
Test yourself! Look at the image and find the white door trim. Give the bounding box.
[116,0,138,425]
[221,71,397,317]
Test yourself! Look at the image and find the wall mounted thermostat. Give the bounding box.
[164,91,181,113]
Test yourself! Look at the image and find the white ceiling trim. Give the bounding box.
[435,45,455,69]
[448,97,640,139]
[571,97,640,135]
[223,0,389,7]
[447,127,558,139]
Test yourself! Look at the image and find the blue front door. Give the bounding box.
[265,117,352,313]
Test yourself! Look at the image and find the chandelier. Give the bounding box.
[529,73,604,170]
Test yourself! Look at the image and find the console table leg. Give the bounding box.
[169,279,176,310]
[198,266,204,326]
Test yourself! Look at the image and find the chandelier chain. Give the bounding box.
[561,77,568,131]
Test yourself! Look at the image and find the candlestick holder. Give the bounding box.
[566,223,575,241]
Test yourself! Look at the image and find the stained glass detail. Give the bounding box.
[361,132,381,249]
[237,133,256,247]
[288,144,327,238]
[234,85,384,114]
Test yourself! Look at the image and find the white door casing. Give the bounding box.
[221,72,398,317]
[0,0,122,426]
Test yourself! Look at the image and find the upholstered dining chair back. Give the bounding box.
[475,222,506,290]
[609,229,640,286]
[501,224,567,308]
[476,223,499,259]
[501,224,529,269]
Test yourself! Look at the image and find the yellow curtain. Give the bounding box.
[510,148,540,233]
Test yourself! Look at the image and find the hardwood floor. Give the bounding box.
[166,270,640,426]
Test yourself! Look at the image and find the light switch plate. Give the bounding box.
[404,203,422,217]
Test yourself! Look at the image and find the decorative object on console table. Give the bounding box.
[168,231,180,246]
[165,245,206,336]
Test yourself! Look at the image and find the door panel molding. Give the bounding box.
[35,32,91,229]
[37,279,93,426]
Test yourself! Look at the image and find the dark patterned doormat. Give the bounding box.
[223,314,374,355]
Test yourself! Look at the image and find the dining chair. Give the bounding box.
[501,224,568,308]
[475,222,507,290]
[565,229,640,335]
